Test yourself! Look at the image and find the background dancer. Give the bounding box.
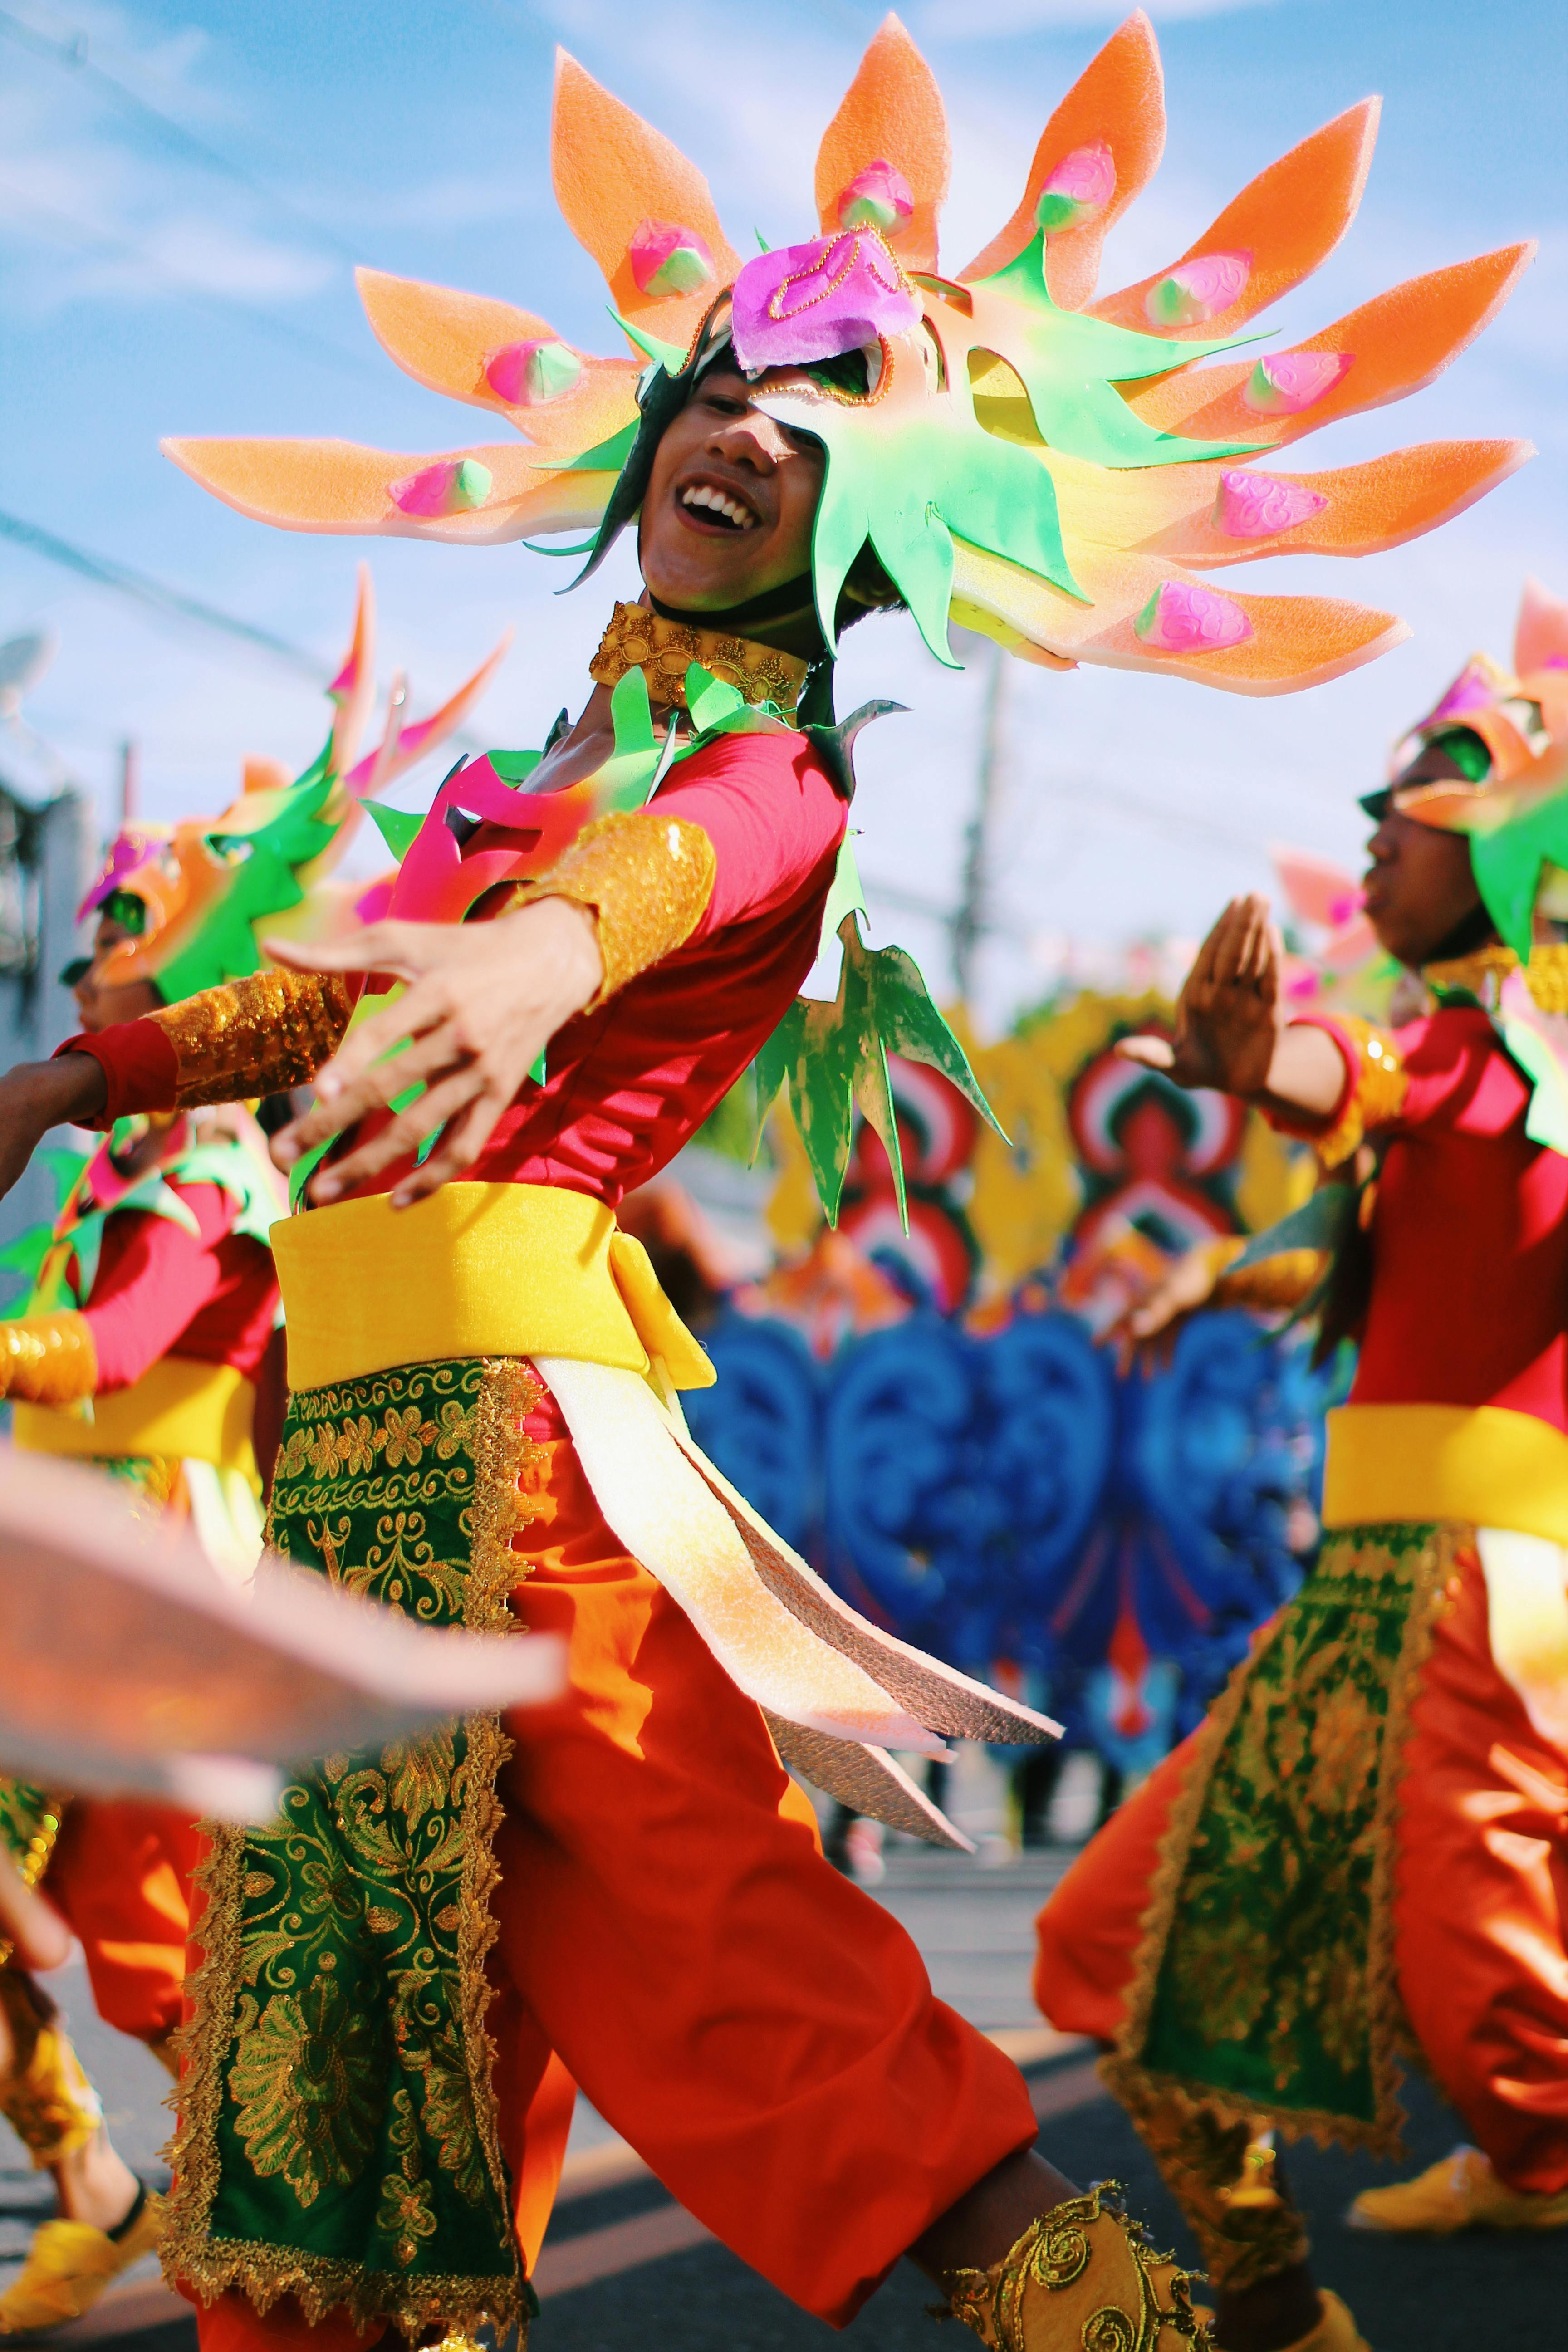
[0,16,1533,2350]
[1034,578,1568,2352]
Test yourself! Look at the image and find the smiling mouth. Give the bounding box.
[680,483,759,532]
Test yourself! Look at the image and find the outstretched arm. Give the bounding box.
[1120,895,1343,1122]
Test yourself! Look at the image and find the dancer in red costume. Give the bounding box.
[0,17,1533,2350]
[1036,580,1568,2352]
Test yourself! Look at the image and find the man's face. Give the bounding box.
[72,915,163,1033]
[1362,745,1487,968]
[638,366,826,614]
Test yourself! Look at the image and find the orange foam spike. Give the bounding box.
[551,49,741,347]
[1076,439,1533,568]
[1121,244,1535,448]
[814,12,951,274]
[960,8,1165,309]
[1091,98,1379,338]
[1516,577,1568,676]
[355,270,640,456]
[327,562,377,779]
[161,437,612,546]
[951,537,1406,694]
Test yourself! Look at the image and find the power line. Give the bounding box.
[0,4,364,268]
[0,509,326,681]
[1,180,383,385]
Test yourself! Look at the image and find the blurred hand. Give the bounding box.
[1117,895,1283,1098]
[0,1055,107,1204]
[1105,1240,1232,1376]
[266,897,603,1209]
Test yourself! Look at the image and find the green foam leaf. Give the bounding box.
[364,803,425,864]
[1469,791,1568,961]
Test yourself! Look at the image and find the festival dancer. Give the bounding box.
[0,16,1532,2349]
[0,579,500,2335]
[1034,577,1568,2352]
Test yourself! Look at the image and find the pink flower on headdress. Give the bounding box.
[729,230,920,373]
[1134,580,1252,654]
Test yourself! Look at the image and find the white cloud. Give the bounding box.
[918,0,1294,35]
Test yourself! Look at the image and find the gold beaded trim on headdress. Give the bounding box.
[589,601,808,716]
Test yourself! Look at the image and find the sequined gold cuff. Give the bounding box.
[1214,1248,1327,1316]
[512,811,717,1003]
[944,2185,1213,2349]
[0,1314,98,1407]
[148,970,353,1108]
[1292,1016,1407,1171]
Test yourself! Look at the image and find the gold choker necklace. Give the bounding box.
[1423,939,1568,1013]
[590,602,808,717]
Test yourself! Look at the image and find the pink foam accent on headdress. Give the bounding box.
[1134,581,1252,655]
[1426,657,1497,725]
[388,458,493,518]
[327,653,359,699]
[1144,251,1251,329]
[484,338,582,406]
[1243,351,1353,416]
[837,160,914,234]
[78,828,164,922]
[1213,469,1329,540]
[627,219,716,299]
[1034,142,1115,234]
[730,230,919,372]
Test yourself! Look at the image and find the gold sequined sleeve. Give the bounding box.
[1266,1014,1408,1171]
[0,1313,98,1406]
[510,810,718,1004]
[149,970,354,1109]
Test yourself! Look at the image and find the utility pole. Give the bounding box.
[119,738,139,825]
[951,638,1007,1004]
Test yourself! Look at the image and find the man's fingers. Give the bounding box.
[307,1066,491,1203]
[1117,1035,1175,1070]
[388,1092,512,1208]
[263,922,433,980]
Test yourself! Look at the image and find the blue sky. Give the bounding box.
[3,0,1564,1027]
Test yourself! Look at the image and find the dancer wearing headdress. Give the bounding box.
[0,577,499,2335]
[0,15,1532,2348]
[1035,577,1568,2352]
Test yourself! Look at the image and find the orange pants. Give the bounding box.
[187,1433,1036,2351]
[1035,1546,1568,2195]
[47,1800,198,2045]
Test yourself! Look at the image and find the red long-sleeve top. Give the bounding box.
[1293,1005,1568,1431]
[79,1183,278,1392]
[61,731,849,1211]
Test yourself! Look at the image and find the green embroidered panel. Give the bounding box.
[169,1359,530,2336]
[1138,1523,1446,2134]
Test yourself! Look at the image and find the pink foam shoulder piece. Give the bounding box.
[1214,469,1330,540]
[484,338,583,406]
[730,230,920,372]
[388,458,494,519]
[1035,141,1115,234]
[837,160,914,234]
[1145,251,1251,328]
[387,756,598,930]
[1244,351,1354,416]
[628,219,716,299]
[1134,581,1253,654]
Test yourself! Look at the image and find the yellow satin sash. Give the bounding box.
[269,1183,715,1394]
[14,1356,258,1485]
[1322,1401,1568,1544]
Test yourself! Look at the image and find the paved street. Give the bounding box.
[3,1845,1563,2352]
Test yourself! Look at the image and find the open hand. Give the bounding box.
[1117,895,1283,1098]
[266,897,603,1209]
[1105,1239,1233,1376]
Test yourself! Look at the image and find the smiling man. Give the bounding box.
[0,17,1537,2352]
[1034,578,1568,2352]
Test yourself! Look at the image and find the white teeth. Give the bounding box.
[681,485,755,529]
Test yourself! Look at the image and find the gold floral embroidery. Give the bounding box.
[161,1356,545,2342]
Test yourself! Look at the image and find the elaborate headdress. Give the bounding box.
[1377,578,1568,960]
[79,568,506,1002]
[163,12,1529,696]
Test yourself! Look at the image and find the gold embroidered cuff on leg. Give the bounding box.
[941,2185,1214,2350]
[1114,2079,1311,2298]
[0,1313,98,1407]
[511,812,717,1003]
[150,970,353,1109]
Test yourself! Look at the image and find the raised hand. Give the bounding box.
[266,897,603,1209]
[1118,895,1284,1098]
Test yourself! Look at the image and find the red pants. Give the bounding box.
[48,1800,198,2045]
[188,1432,1036,2351]
[1035,1546,1568,2194]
